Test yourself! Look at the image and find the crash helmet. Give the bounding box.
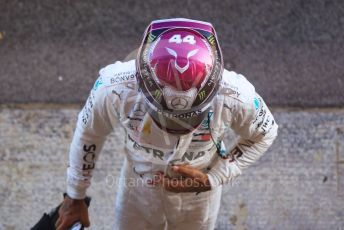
[136,18,223,134]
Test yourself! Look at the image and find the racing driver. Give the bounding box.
[56,18,278,230]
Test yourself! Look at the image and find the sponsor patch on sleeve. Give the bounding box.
[253,97,260,110]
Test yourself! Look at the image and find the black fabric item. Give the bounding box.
[31,194,91,230]
[31,213,56,230]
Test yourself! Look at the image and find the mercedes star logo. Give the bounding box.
[171,97,188,110]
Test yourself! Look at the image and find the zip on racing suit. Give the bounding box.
[66,59,278,229]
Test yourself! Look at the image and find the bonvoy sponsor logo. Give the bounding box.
[110,73,135,84]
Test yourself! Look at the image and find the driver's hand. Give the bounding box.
[55,195,90,230]
[158,165,211,193]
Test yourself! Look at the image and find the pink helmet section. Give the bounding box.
[150,28,213,91]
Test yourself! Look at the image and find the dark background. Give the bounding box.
[1,0,343,106]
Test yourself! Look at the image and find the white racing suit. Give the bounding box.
[66,60,278,230]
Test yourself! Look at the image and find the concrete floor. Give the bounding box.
[0,105,343,229]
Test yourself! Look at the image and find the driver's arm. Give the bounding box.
[66,75,118,199]
[207,73,278,188]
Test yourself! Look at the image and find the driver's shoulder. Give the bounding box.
[95,60,139,98]
[99,59,137,87]
[218,69,256,104]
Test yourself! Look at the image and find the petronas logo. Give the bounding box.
[198,90,206,100]
[208,35,216,46]
[147,34,156,43]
